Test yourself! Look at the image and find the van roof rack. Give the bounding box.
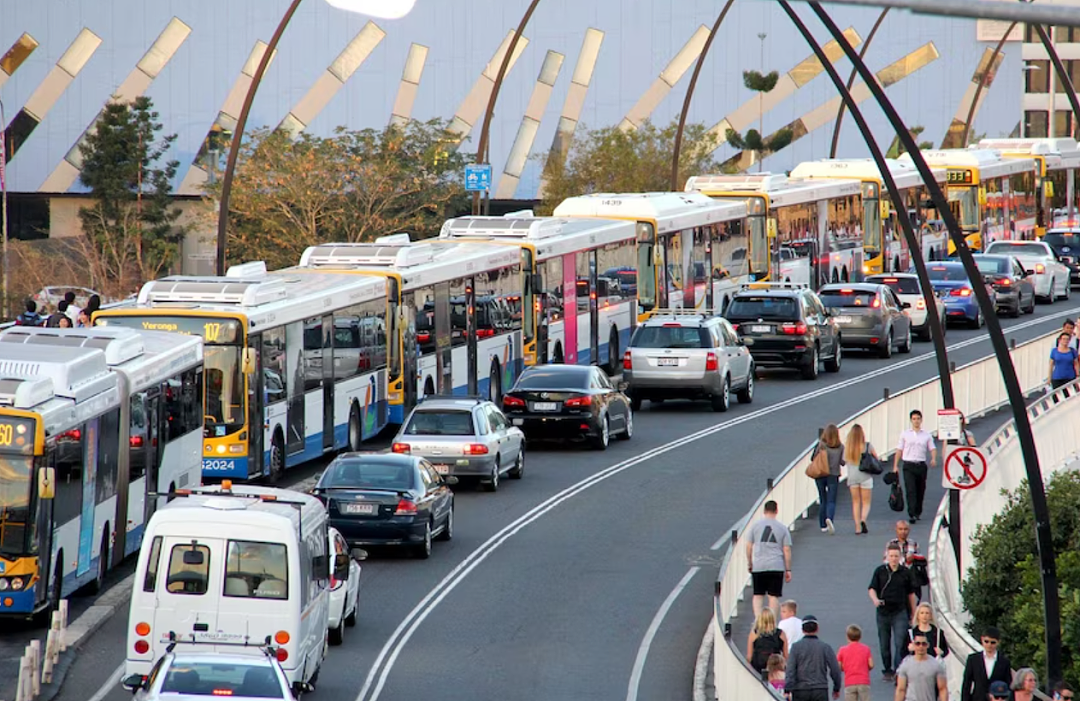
[739,282,808,290]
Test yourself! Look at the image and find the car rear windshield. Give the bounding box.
[986,242,1047,257]
[320,460,415,490]
[1044,233,1080,248]
[631,325,710,349]
[973,257,1009,274]
[870,277,920,295]
[927,265,968,281]
[404,410,475,436]
[161,662,284,698]
[725,296,798,319]
[515,369,590,390]
[818,290,877,308]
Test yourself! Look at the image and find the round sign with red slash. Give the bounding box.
[943,447,987,490]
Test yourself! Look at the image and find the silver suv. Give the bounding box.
[622,311,754,412]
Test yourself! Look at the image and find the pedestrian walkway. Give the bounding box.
[729,406,1011,701]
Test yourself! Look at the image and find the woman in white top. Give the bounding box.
[844,423,878,535]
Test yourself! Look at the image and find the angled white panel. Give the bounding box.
[619,25,710,132]
[447,29,530,144]
[390,43,429,126]
[496,50,564,199]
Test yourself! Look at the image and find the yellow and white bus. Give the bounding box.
[975,137,1080,233]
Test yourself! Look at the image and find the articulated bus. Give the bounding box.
[0,328,203,618]
[95,263,391,482]
[899,149,1039,253]
[975,137,1080,232]
[297,235,528,412]
[551,192,750,318]
[438,215,638,371]
[684,173,865,288]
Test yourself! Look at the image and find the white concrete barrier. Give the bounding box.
[712,328,1057,701]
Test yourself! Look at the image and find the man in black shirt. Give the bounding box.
[868,543,917,682]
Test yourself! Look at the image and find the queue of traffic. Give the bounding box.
[2,139,1080,698]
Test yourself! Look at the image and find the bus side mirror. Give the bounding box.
[531,273,543,291]
[241,348,256,375]
[38,467,55,500]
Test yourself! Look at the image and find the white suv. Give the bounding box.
[984,240,1071,303]
[866,273,946,341]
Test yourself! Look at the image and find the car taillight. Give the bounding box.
[730,323,739,332]
[395,499,418,515]
[949,288,972,297]
[565,395,592,408]
[623,350,632,370]
[134,640,149,654]
[392,442,411,454]
[503,395,525,408]
[997,277,1012,286]
[274,631,290,645]
[417,332,430,344]
[871,298,881,309]
[781,322,808,335]
[60,429,81,441]
[705,352,718,371]
[477,329,496,338]
[916,298,926,310]
[130,435,143,448]
[464,443,489,455]
[1036,263,1046,274]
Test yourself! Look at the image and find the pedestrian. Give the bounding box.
[1012,668,1040,701]
[837,624,874,701]
[766,653,786,692]
[63,291,81,321]
[784,615,843,701]
[988,680,1012,700]
[812,423,844,534]
[892,410,937,524]
[894,631,947,701]
[907,602,948,660]
[15,299,43,326]
[779,600,804,648]
[960,626,1011,701]
[747,609,787,677]
[1047,331,1079,389]
[745,499,792,618]
[86,294,101,316]
[868,544,918,683]
[76,309,90,328]
[57,315,73,328]
[883,520,921,566]
[1061,319,1079,352]
[956,412,977,448]
[844,423,878,535]
[1052,681,1075,701]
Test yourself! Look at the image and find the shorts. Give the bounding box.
[844,686,870,701]
[752,570,784,597]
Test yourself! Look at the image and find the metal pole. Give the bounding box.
[1032,22,1080,139]
[671,0,735,191]
[0,96,7,321]
[776,2,952,409]
[829,8,888,158]
[758,32,766,173]
[960,22,1016,148]
[473,0,541,215]
[216,0,305,276]
[808,3,1063,687]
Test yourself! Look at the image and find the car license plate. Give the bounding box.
[532,401,559,411]
[750,325,771,333]
[835,315,852,324]
[432,464,450,475]
[657,357,679,366]
[512,418,524,426]
[342,503,375,515]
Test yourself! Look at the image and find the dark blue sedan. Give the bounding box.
[312,453,456,559]
[922,262,997,328]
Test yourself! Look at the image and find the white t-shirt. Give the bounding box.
[778,616,803,647]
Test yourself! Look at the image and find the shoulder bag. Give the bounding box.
[858,449,883,475]
[805,445,830,479]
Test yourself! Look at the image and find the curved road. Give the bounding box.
[51,302,1078,701]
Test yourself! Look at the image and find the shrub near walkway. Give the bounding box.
[961,471,1080,684]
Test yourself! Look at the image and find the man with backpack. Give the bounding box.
[15,299,43,326]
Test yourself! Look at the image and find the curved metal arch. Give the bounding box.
[828,8,889,158]
[958,21,1015,147]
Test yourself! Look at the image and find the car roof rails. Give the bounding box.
[640,308,712,321]
[418,394,487,404]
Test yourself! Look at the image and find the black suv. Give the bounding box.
[724,284,842,380]
[1043,228,1080,287]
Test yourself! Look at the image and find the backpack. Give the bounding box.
[751,630,783,672]
[15,312,41,327]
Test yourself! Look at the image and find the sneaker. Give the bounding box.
[821,527,828,533]
[825,518,835,534]
[883,671,895,683]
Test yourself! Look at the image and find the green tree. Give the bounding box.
[77,97,184,296]
[885,125,934,159]
[212,118,467,270]
[724,71,793,169]
[962,471,1080,682]
[537,119,722,214]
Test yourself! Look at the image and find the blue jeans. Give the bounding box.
[815,475,839,528]
[876,607,909,673]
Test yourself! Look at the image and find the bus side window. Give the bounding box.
[143,536,162,592]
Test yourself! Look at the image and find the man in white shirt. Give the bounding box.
[892,409,937,524]
[778,599,803,647]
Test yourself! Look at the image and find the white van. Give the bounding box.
[125,483,330,688]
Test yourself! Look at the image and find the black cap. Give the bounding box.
[802,615,818,631]
[989,680,1010,697]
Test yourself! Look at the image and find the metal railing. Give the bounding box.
[712,328,1057,700]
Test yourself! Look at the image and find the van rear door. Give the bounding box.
[155,537,222,644]
[215,539,292,662]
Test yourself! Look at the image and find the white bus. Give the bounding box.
[551,192,750,318]
[95,262,392,482]
[975,137,1080,233]
[438,215,638,371]
[126,484,329,688]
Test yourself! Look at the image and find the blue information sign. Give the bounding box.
[464,164,492,192]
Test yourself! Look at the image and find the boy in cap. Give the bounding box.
[988,680,1011,699]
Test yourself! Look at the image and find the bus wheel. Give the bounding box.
[841,269,849,283]
[831,270,839,283]
[269,432,285,484]
[606,328,619,375]
[88,528,109,595]
[36,554,63,625]
[348,403,362,452]
[488,360,502,404]
[553,343,564,364]
[893,258,901,273]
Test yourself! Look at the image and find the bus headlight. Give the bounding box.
[10,576,24,590]
[0,578,8,591]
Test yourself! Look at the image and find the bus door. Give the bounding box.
[246,336,264,478]
[465,278,478,395]
[285,323,305,457]
[144,391,162,515]
[34,447,57,610]
[321,316,334,451]
[562,254,578,364]
[817,200,830,286]
[400,304,418,412]
[434,282,453,394]
[585,251,599,365]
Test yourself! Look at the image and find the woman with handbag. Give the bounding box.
[906,602,949,660]
[844,423,880,535]
[809,424,845,534]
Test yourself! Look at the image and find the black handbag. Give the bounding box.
[858,450,883,475]
[888,481,906,512]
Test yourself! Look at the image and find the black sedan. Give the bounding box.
[971,254,1036,317]
[311,453,456,559]
[502,365,632,450]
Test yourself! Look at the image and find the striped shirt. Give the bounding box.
[897,428,935,463]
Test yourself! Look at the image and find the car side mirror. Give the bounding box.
[293,681,316,695]
[442,475,460,486]
[617,380,629,392]
[901,302,912,309]
[333,553,349,580]
[122,674,146,693]
[312,554,328,578]
[350,547,369,562]
[1025,269,1035,276]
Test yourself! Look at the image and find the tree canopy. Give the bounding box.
[722,70,793,171]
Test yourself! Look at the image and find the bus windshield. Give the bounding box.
[204,346,244,434]
[948,186,980,231]
[748,215,769,276]
[0,455,33,556]
[863,198,882,257]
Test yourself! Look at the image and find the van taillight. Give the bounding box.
[134,640,149,654]
[274,630,290,645]
[276,648,288,662]
[135,622,151,636]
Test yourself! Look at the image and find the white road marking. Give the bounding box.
[356,310,1075,701]
[85,663,124,701]
[692,619,715,701]
[625,567,701,701]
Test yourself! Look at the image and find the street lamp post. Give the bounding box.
[0,96,8,321]
[828,8,889,158]
[214,0,416,276]
[808,2,1063,686]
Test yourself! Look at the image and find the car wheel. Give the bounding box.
[509,448,525,478]
[711,376,730,412]
[878,331,893,359]
[800,346,819,380]
[630,393,642,411]
[617,410,633,440]
[269,432,285,484]
[899,326,912,354]
[973,309,984,329]
[1026,293,1037,314]
[348,403,362,451]
[345,589,358,627]
[436,501,454,540]
[329,616,345,646]
[737,368,754,404]
[483,461,500,492]
[1063,279,1072,301]
[592,415,610,450]
[824,342,841,373]
[918,326,931,341]
[414,521,432,559]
